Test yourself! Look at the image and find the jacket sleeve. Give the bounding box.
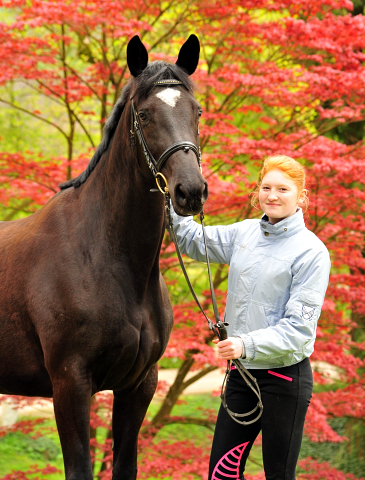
[241,247,331,362]
[170,206,238,265]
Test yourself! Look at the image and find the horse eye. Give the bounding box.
[198,109,203,118]
[138,111,147,121]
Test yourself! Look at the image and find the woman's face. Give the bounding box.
[259,169,301,224]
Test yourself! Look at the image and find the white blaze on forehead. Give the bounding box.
[155,88,181,108]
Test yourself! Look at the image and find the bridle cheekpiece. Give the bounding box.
[129,80,201,193]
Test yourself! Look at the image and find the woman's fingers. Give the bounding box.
[213,337,243,359]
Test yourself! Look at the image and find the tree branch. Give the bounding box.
[181,365,219,390]
[0,98,68,139]
[155,415,215,430]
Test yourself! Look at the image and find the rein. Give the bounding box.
[166,198,263,426]
[130,80,263,425]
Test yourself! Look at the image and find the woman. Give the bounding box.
[170,155,331,480]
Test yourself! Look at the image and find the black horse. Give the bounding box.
[0,35,207,480]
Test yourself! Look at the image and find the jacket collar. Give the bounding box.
[260,208,305,238]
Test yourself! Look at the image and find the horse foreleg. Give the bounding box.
[112,364,158,480]
[52,372,93,480]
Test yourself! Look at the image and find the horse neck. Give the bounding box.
[80,110,165,289]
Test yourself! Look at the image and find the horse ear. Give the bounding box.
[176,34,200,76]
[127,35,149,77]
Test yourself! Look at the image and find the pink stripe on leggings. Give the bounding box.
[268,370,293,381]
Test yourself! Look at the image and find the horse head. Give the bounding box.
[127,35,208,216]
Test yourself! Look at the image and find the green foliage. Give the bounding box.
[0,431,61,461]
[148,394,219,444]
[0,429,63,478]
[351,0,365,15]
[299,418,365,478]
[313,380,348,394]
[158,356,183,369]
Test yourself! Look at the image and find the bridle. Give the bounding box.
[130,79,201,190]
[130,79,263,426]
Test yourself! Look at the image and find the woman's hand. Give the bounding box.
[213,336,243,359]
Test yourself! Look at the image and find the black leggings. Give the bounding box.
[209,358,313,480]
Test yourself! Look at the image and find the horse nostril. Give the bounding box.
[201,181,208,204]
[175,184,187,207]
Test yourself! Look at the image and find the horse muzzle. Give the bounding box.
[171,174,208,216]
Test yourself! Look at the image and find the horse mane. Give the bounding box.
[59,61,193,190]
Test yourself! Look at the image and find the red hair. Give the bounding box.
[251,155,308,211]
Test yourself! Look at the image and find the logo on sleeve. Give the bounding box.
[301,305,316,320]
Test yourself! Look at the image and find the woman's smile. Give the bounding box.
[259,169,302,224]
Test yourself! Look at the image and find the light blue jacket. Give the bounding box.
[171,208,331,369]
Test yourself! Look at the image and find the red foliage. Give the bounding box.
[138,439,211,480]
[0,0,364,479]
[0,465,62,480]
[298,458,364,480]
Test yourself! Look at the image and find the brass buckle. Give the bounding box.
[156,172,169,195]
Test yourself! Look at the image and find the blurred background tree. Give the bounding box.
[0,0,364,478]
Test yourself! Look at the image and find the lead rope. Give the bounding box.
[163,191,263,426]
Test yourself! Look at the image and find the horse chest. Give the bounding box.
[89,301,173,391]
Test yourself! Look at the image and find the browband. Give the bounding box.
[153,80,184,86]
